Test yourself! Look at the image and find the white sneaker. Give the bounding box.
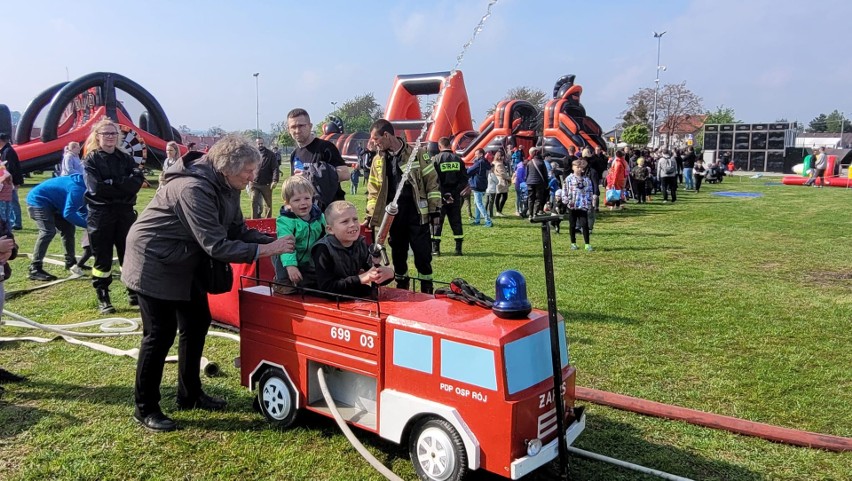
[69,265,85,277]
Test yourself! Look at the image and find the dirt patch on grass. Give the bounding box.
[804,270,852,287]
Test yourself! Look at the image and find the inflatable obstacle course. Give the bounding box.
[1,72,185,173]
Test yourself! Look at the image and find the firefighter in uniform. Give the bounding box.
[82,118,145,314]
[431,137,467,256]
[365,120,441,293]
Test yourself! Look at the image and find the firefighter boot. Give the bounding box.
[454,239,463,256]
[421,280,434,295]
[97,288,116,315]
[395,275,410,291]
[431,240,441,257]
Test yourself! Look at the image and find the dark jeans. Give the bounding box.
[87,206,135,289]
[134,289,212,417]
[515,186,526,215]
[28,205,76,268]
[695,175,704,192]
[527,183,548,216]
[662,177,678,202]
[10,187,22,229]
[568,210,590,244]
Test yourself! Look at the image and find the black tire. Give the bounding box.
[257,368,298,428]
[409,417,468,481]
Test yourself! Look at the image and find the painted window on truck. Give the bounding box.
[440,339,497,390]
[504,321,568,395]
[393,330,433,374]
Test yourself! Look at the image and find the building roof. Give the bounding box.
[180,133,223,150]
[795,133,852,149]
[659,114,707,134]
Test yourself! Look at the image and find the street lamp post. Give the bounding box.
[651,31,666,149]
[253,72,260,137]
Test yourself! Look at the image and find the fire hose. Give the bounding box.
[576,387,852,452]
[1,310,237,376]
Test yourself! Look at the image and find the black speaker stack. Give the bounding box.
[703,123,795,172]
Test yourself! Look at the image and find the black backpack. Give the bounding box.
[292,148,340,210]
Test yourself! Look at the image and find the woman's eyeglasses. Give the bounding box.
[98,132,118,138]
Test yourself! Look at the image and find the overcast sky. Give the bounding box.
[3,0,849,135]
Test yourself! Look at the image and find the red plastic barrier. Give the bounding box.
[208,219,276,328]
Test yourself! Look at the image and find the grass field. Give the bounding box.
[1,172,850,480]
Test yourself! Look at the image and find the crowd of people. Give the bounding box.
[0,112,732,421]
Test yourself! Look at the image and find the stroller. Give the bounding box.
[706,163,726,184]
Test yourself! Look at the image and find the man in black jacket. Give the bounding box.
[250,138,280,218]
[0,133,24,230]
[682,146,696,190]
[431,137,468,256]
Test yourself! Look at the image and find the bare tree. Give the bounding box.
[624,82,703,146]
[207,126,226,137]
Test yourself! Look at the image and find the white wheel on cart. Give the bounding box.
[409,417,468,481]
[257,368,298,428]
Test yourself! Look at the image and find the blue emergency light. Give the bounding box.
[492,270,532,319]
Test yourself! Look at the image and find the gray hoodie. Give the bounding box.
[122,153,272,301]
[657,155,678,178]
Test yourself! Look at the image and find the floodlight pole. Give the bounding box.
[253,73,260,137]
[840,112,844,148]
[651,31,666,149]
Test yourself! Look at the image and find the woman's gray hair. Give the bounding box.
[207,135,261,176]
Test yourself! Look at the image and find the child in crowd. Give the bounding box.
[311,201,394,299]
[631,157,650,203]
[350,165,361,195]
[551,188,567,234]
[274,176,325,294]
[548,162,561,208]
[563,159,594,251]
[0,161,12,224]
[511,147,523,173]
[693,159,706,193]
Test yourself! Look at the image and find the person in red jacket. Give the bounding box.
[606,150,629,210]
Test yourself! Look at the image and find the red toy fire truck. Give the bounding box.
[238,273,585,480]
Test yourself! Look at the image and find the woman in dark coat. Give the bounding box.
[123,135,295,432]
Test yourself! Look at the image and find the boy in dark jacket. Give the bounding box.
[312,201,393,298]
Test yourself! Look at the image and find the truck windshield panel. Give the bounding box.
[504,322,568,395]
[440,340,497,390]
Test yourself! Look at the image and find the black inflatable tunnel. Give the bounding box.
[41,72,174,143]
[14,82,69,144]
[139,111,183,144]
[0,105,11,137]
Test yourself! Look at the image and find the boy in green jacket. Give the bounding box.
[274,176,325,294]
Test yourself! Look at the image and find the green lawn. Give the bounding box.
[1,172,850,480]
